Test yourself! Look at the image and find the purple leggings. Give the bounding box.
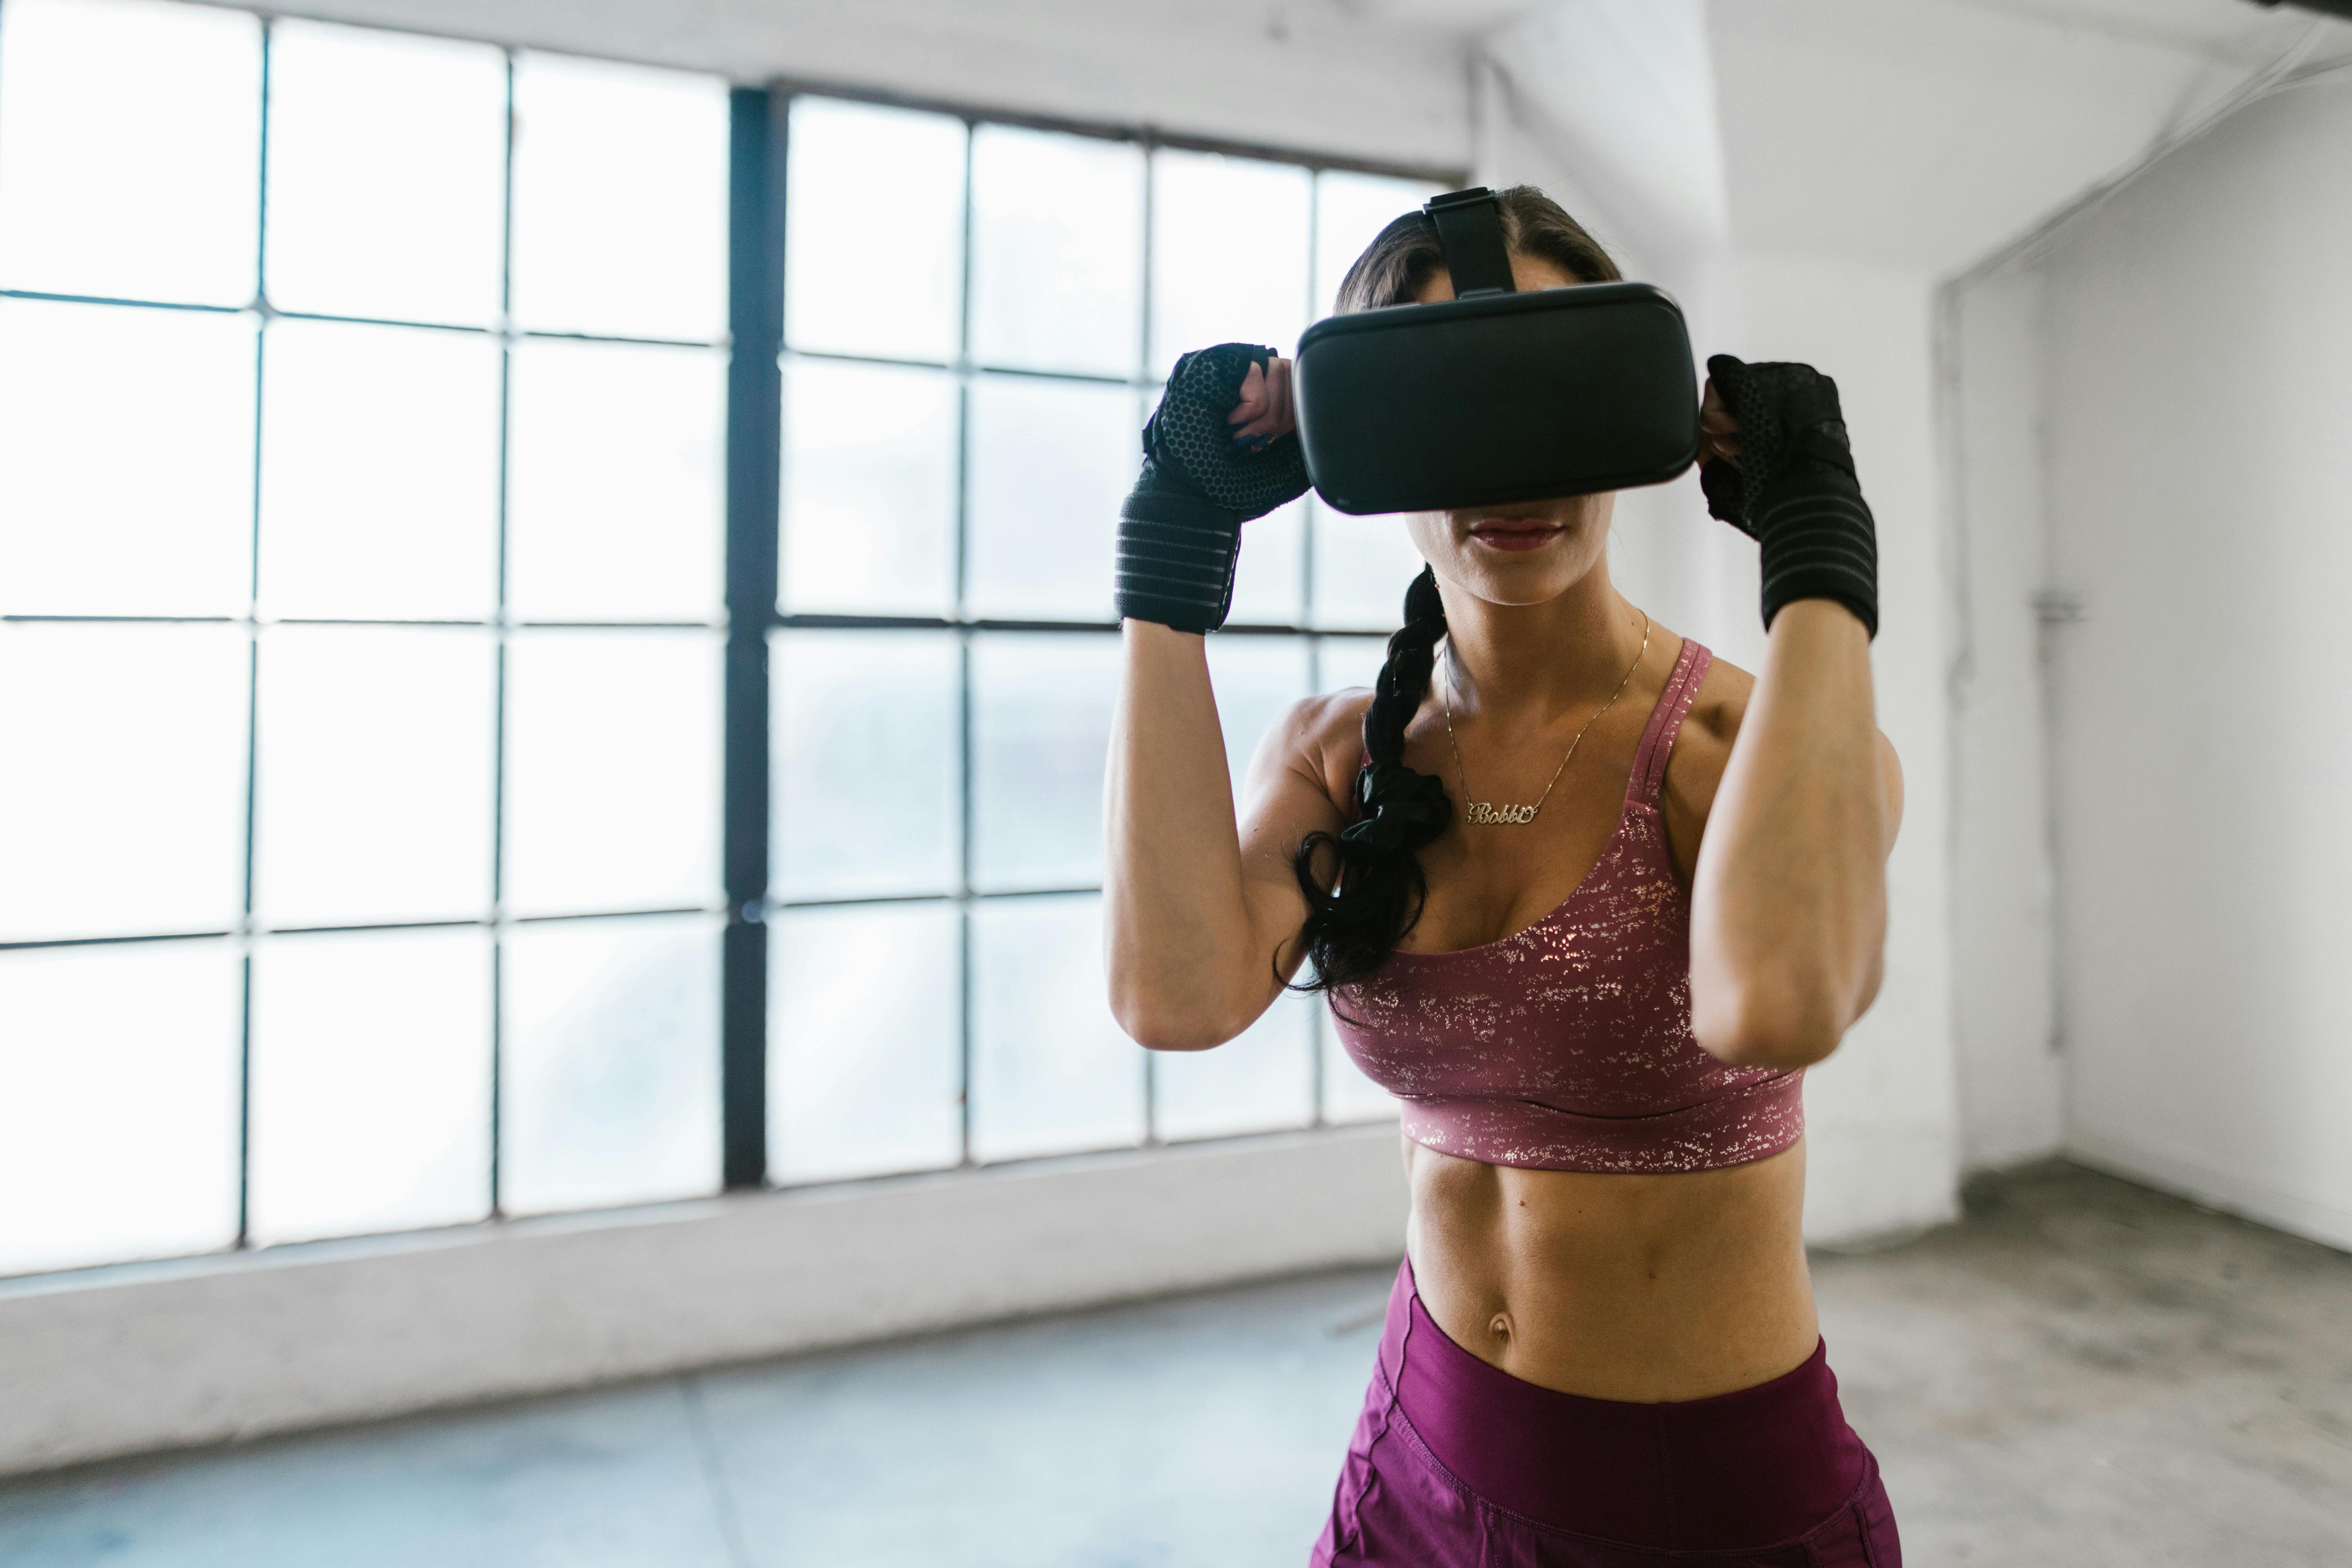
[1313,1261,1901,1566]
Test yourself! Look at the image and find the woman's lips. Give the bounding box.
[1467,520,1561,553]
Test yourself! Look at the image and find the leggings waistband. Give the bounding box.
[1377,1257,1869,1551]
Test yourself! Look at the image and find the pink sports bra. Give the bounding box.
[1329,638,1805,1174]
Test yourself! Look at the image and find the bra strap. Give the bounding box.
[1627,639,1712,807]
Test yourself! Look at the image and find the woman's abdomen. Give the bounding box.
[1401,1135,1821,1403]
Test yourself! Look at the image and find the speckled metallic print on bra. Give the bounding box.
[1329,638,1806,1174]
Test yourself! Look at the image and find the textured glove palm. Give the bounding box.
[1116,344,1310,634]
[1700,354,1879,639]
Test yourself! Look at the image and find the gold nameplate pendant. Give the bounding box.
[1464,802,1539,826]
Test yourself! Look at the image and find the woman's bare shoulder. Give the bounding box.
[1662,648,1753,824]
[1274,688,1373,808]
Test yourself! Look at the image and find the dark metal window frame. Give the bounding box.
[731,84,1456,1188]
[0,18,734,1251]
[0,8,1457,1276]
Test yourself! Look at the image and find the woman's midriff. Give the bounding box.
[1402,1135,1820,1404]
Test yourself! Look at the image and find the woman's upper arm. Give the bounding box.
[1659,660,1902,876]
[1233,690,1361,987]
[1875,728,1905,855]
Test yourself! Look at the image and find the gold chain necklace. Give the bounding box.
[1441,613,1650,827]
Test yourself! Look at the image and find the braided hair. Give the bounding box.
[1287,187,1621,993]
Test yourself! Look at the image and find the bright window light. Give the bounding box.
[246,926,494,1245]
[254,626,496,929]
[770,902,963,1184]
[1150,149,1312,378]
[510,53,728,343]
[503,629,723,918]
[0,297,256,617]
[0,0,261,305]
[784,97,965,362]
[779,357,959,617]
[264,20,506,325]
[0,12,1438,1273]
[501,913,723,1216]
[0,940,243,1275]
[0,623,248,943]
[772,630,961,902]
[258,317,502,621]
[507,338,726,623]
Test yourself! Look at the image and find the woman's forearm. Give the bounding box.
[1688,600,1891,1069]
[1103,620,1262,1050]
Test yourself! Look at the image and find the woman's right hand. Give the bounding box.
[1115,343,1311,635]
[1227,355,1297,451]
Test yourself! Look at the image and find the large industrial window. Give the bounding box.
[0,0,1439,1280]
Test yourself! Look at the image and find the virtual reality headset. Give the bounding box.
[1292,187,1701,515]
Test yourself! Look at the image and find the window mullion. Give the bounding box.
[721,86,787,1190]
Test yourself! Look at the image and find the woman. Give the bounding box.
[1105,186,1903,1564]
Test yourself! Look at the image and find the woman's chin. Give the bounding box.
[1448,551,1589,607]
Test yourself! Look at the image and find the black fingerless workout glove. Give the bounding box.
[1700,354,1879,639]
[1116,343,1311,634]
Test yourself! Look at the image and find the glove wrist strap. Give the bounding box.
[1754,472,1878,639]
[1116,493,1243,635]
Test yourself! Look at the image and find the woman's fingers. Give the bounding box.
[1228,356,1298,448]
[1699,376,1741,466]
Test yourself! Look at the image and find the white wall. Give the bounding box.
[2033,74,2352,1249]
[1739,253,1960,1241]
[1477,20,1965,1244]
[1943,267,2068,1172]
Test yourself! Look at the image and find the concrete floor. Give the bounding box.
[0,1162,2346,1567]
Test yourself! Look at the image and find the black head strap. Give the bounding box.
[1423,187,1516,298]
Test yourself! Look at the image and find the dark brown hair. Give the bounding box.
[1289,187,1622,993]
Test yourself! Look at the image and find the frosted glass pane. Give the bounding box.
[0,940,241,1276]
[1314,170,1444,319]
[1150,150,1311,378]
[773,631,958,901]
[508,338,724,622]
[1317,634,1392,697]
[1205,635,1311,803]
[1225,498,1306,628]
[785,99,963,362]
[969,125,1143,378]
[965,376,1133,622]
[505,630,721,916]
[771,902,961,1183]
[0,0,259,304]
[255,626,493,928]
[510,55,727,342]
[1155,990,1317,1142]
[1313,503,1426,631]
[248,926,493,1244]
[0,299,254,616]
[970,893,1144,1162]
[1322,1009,1399,1124]
[266,21,505,325]
[970,633,1118,893]
[779,358,956,617]
[0,624,246,942]
[259,319,499,619]
[501,913,720,1215]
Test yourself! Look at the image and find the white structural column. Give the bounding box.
[1481,0,1962,1244]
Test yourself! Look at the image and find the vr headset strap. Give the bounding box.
[1424,187,1517,297]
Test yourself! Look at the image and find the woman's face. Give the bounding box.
[1400,254,1616,609]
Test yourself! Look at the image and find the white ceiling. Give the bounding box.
[198,0,2350,279]
[1705,0,2349,272]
